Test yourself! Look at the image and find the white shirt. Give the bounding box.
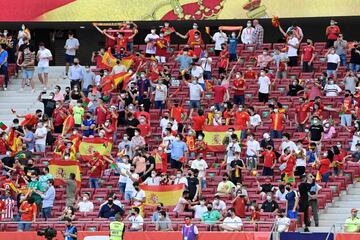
[160,118,170,135]
[78,201,94,212]
[212,200,226,211]
[125,173,139,192]
[223,216,243,228]
[193,205,208,219]
[327,53,340,64]
[117,162,131,183]
[250,114,262,127]
[190,66,204,84]
[287,37,299,57]
[241,27,255,44]
[65,38,80,56]
[94,75,102,86]
[163,135,176,153]
[295,149,307,167]
[187,82,203,101]
[275,189,288,201]
[280,141,298,154]
[34,126,47,145]
[133,189,145,206]
[258,76,271,94]
[154,84,167,101]
[111,64,127,74]
[191,159,208,179]
[37,48,52,67]
[143,176,161,186]
[144,33,159,54]
[226,142,241,163]
[129,215,144,229]
[174,176,188,187]
[246,139,261,156]
[276,216,290,232]
[200,57,212,72]
[213,32,228,50]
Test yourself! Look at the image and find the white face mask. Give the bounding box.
[231,33,236,38]
[151,30,156,34]
[193,25,198,29]
[274,109,279,113]
[198,136,203,140]
[176,173,181,178]
[247,23,251,27]
[266,196,272,201]
[99,133,104,138]
[235,74,240,78]
[151,173,156,177]
[134,132,139,136]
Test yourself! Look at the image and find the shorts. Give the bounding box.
[22,70,34,79]
[65,54,75,63]
[189,100,200,109]
[37,67,49,74]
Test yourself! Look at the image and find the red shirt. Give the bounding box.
[20,201,37,221]
[270,113,284,131]
[116,37,129,52]
[156,38,168,57]
[104,125,115,140]
[171,106,185,123]
[104,31,116,48]
[52,107,67,126]
[160,26,174,43]
[192,115,206,131]
[0,139,7,154]
[262,150,277,168]
[244,70,256,79]
[319,158,331,174]
[342,97,354,114]
[137,123,151,137]
[326,25,340,40]
[280,155,296,175]
[296,103,309,124]
[233,78,245,95]
[302,45,315,62]
[235,111,250,130]
[212,85,226,104]
[89,158,104,178]
[95,106,107,125]
[20,114,38,127]
[134,111,151,123]
[233,197,246,218]
[186,29,202,45]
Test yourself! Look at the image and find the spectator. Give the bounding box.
[295,97,310,132]
[285,183,299,219]
[191,197,208,219]
[65,173,77,207]
[340,90,355,127]
[275,185,288,201]
[257,48,273,69]
[170,134,188,170]
[260,145,277,176]
[144,28,159,57]
[323,120,336,140]
[187,169,200,202]
[124,165,139,201]
[64,32,80,77]
[20,45,36,92]
[334,33,347,66]
[219,208,243,232]
[217,173,235,196]
[257,177,275,200]
[155,210,173,231]
[59,206,76,221]
[273,48,288,79]
[230,151,245,185]
[309,116,324,149]
[343,71,358,94]
[280,133,298,154]
[325,19,340,48]
[287,78,304,96]
[228,31,241,61]
[76,192,94,213]
[175,49,192,72]
[349,43,360,73]
[38,178,55,220]
[344,208,360,233]
[99,192,122,209]
[191,155,208,189]
[294,141,307,176]
[241,20,255,44]
[131,182,146,208]
[301,39,315,72]
[232,189,248,218]
[199,51,212,80]
[308,175,322,227]
[151,203,164,222]
[68,58,84,90]
[99,196,124,219]
[248,106,262,129]
[184,76,204,118]
[62,217,78,240]
[325,47,340,79]
[279,147,296,183]
[212,194,227,214]
[260,133,275,150]
[128,207,144,231]
[252,19,264,47]
[258,69,271,103]
[212,28,228,56]
[270,109,286,139]
[234,105,250,140]
[131,128,145,151]
[202,203,222,225]
[212,80,227,110]
[261,193,279,214]
[315,152,331,183]
[0,43,9,90]
[143,170,161,186]
[246,133,261,170]
[17,196,37,232]
[285,31,300,67]
[174,190,190,215]
[275,209,291,233]
[232,72,245,105]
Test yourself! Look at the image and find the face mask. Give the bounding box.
[198,136,203,140]
[83,197,88,201]
[176,137,180,141]
[337,144,342,148]
[122,136,127,140]
[274,109,279,113]
[226,212,232,217]
[222,177,227,181]
[214,200,219,204]
[266,196,272,201]
[260,72,265,76]
[193,25,198,29]
[285,186,291,191]
[85,68,90,72]
[151,173,156,177]
[323,153,328,158]
[140,119,145,124]
[185,219,191,224]
[157,206,162,211]
[151,30,156,34]
[86,115,91,120]
[292,81,297,85]
[176,173,181,178]
[231,33,236,38]
[99,132,104,138]
[247,23,251,27]
[108,200,113,205]
[105,122,110,127]
[235,74,240,78]
[200,201,205,205]
[330,22,335,25]
[31,177,36,181]
[141,74,145,78]
[263,51,267,55]
[307,41,311,45]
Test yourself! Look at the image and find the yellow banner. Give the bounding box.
[140,184,183,206]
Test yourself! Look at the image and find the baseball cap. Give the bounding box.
[351,208,358,212]
[263,133,270,139]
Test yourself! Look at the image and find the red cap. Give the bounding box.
[351,208,358,212]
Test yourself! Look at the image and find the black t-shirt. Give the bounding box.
[230,159,244,177]
[186,176,199,199]
[140,98,151,112]
[261,200,279,212]
[125,118,140,138]
[12,126,24,135]
[260,183,274,193]
[350,48,360,64]
[309,124,324,141]
[41,99,56,117]
[146,156,155,171]
[24,166,40,176]
[288,84,304,96]
[260,139,274,149]
[298,182,311,201]
[1,156,14,168]
[65,225,78,240]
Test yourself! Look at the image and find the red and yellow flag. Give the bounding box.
[62,115,75,136]
[113,72,132,87]
[8,128,22,153]
[140,184,183,206]
[101,48,117,69]
[48,160,81,187]
[120,56,134,70]
[79,137,113,161]
[203,125,241,152]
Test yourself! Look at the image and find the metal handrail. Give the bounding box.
[325,224,335,240]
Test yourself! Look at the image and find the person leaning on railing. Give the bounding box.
[344,208,360,233]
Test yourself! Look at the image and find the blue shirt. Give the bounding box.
[228,38,238,54]
[25,131,35,150]
[306,150,317,164]
[170,140,188,161]
[82,119,96,136]
[0,50,8,67]
[42,185,55,208]
[285,190,297,210]
[175,55,192,71]
[69,65,84,80]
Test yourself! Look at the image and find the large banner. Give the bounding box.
[140,184,184,206]
[0,0,359,21]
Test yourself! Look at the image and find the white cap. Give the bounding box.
[263,133,270,139]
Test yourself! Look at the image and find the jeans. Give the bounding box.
[246,155,257,170]
[201,179,206,189]
[203,71,212,80]
[309,199,319,226]
[35,144,45,153]
[89,178,100,188]
[262,167,274,176]
[270,130,283,139]
[340,114,352,126]
[339,54,347,66]
[233,95,245,105]
[154,100,165,109]
[0,65,9,88]
[124,191,134,201]
[42,207,52,220]
[349,63,360,72]
[321,172,330,183]
[240,130,247,140]
[127,42,134,52]
[119,182,126,195]
[18,222,32,231]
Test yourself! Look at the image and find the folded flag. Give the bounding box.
[62,115,75,136]
[0,122,7,130]
[140,184,184,206]
[79,137,113,161]
[101,48,117,69]
[218,26,243,31]
[203,125,242,152]
[49,160,81,187]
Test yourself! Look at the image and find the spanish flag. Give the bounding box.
[8,128,22,153]
[101,48,117,69]
[120,56,134,70]
[140,184,184,206]
[203,125,241,152]
[62,115,75,136]
[113,72,131,87]
[48,160,81,187]
[79,137,113,161]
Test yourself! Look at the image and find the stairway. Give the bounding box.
[309,181,360,233]
[0,66,69,127]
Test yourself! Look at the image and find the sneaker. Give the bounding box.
[3,87,7,91]
[304,227,310,232]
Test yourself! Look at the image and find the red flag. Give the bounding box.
[62,115,75,136]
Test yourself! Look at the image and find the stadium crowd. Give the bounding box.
[0,18,360,236]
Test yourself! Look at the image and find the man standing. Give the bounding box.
[334,34,347,66]
[301,39,315,72]
[68,58,83,89]
[345,208,360,233]
[144,28,159,57]
[258,70,271,104]
[18,197,37,232]
[212,28,228,56]
[181,216,199,240]
[325,19,340,48]
[36,42,52,90]
[252,19,264,48]
[286,31,300,67]
[241,20,255,44]
[295,97,310,132]
[20,45,35,92]
[0,44,9,90]
[37,178,55,220]
[34,121,47,153]
[64,32,80,77]
[66,173,77,207]
[110,213,125,240]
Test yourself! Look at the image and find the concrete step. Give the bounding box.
[325,207,357,214]
[347,188,360,194]
[319,214,349,220]
[333,202,360,208]
[339,195,360,200]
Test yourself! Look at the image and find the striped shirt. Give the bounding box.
[1,198,15,219]
[253,24,264,46]
[23,52,35,71]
